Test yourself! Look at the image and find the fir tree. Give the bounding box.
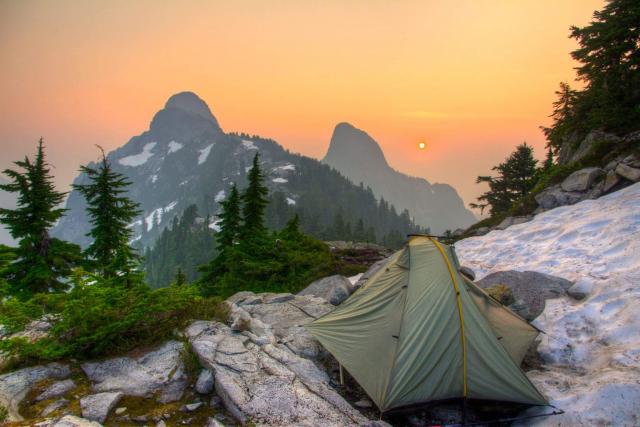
[0,139,81,297]
[216,184,241,251]
[471,143,539,215]
[240,153,269,238]
[174,267,187,286]
[73,147,141,282]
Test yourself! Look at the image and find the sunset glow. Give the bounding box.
[0,0,604,206]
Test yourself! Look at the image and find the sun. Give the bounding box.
[418,141,426,150]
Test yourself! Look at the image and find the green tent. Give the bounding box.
[306,235,547,413]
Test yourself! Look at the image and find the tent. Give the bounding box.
[306,235,547,414]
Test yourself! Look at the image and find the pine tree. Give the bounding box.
[543,146,554,171]
[240,153,269,238]
[73,147,141,282]
[0,139,82,297]
[174,267,187,286]
[216,184,241,251]
[470,143,539,216]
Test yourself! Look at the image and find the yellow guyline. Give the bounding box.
[429,237,468,397]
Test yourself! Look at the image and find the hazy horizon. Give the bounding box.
[0,0,604,209]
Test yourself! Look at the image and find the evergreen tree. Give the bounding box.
[471,143,539,215]
[0,139,81,297]
[216,184,241,251]
[73,147,141,282]
[240,153,269,238]
[174,267,187,286]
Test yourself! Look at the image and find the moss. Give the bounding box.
[486,285,515,306]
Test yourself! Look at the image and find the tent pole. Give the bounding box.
[339,363,344,385]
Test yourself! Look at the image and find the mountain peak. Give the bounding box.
[324,122,388,169]
[165,91,216,121]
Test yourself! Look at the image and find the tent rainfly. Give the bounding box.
[306,235,547,413]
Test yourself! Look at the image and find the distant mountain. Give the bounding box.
[53,92,425,251]
[0,176,17,246]
[322,123,476,233]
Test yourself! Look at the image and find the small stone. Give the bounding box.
[52,415,103,427]
[41,398,68,416]
[115,407,127,415]
[182,402,204,412]
[156,421,167,427]
[354,399,373,408]
[132,414,148,423]
[459,266,475,281]
[80,391,123,423]
[205,417,226,427]
[181,418,194,425]
[615,163,640,182]
[195,369,214,394]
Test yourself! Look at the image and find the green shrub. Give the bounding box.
[0,276,227,368]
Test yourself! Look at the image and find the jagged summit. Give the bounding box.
[324,122,388,169]
[322,122,476,233]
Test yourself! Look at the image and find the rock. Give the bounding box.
[80,391,123,423]
[535,184,584,209]
[263,293,295,304]
[182,402,203,412]
[0,362,70,422]
[298,275,353,305]
[132,414,148,422]
[473,227,490,236]
[41,398,68,416]
[353,257,389,289]
[562,130,620,164]
[36,379,76,401]
[82,340,187,403]
[485,284,515,306]
[561,167,604,192]
[186,320,369,426]
[205,417,226,427]
[615,163,640,182]
[567,279,594,300]
[155,421,166,427]
[604,159,619,171]
[477,270,573,320]
[452,228,465,237]
[8,315,57,343]
[53,415,103,427]
[354,399,373,408]
[195,369,214,394]
[494,216,531,231]
[114,407,127,415]
[603,170,622,193]
[225,292,333,360]
[458,266,475,281]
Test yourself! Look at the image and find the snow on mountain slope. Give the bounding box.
[456,183,640,426]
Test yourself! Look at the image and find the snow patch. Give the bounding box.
[215,190,226,203]
[118,142,157,167]
[151,174,158,183]
[286,197,296,205]
[272,178,288,184]
[242,139,258,150]
[273,164,296,172]
[126,219,142,229]
[457,183,640,426]
[167,140,183,154]
[144,201,178,232]
[198,144,214,165]
[208,218,222,232]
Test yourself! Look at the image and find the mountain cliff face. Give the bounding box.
[322,123,476,233]
[53,92,424,249]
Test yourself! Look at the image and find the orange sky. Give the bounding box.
[0,0,603,210]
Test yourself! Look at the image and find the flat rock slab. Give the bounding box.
[0,362,70,422]
[228,292,333,360]
[53,415,104,427]
[81,391,123,423]
[36,378,76,401]
[477,270,573,320]
[186,320,369,426]
[81,340,187,403]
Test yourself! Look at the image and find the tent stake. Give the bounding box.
[339,363,344,385]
